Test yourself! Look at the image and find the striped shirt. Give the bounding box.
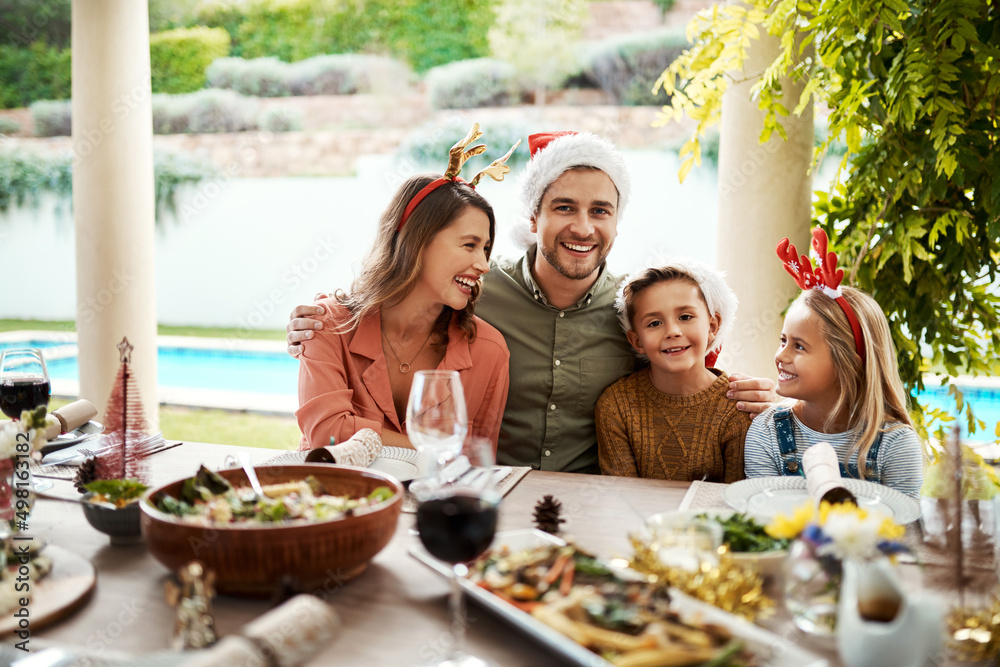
[744,405,924,498]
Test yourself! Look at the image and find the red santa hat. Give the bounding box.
[512,131,631,247]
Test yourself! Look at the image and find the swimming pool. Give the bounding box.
[2,335,998,439]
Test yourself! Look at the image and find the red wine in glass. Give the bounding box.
[416,492,499,564]
[0,348,51,421]
[0,379,51,420]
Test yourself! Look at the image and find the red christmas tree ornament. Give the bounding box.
[95,337,150,483]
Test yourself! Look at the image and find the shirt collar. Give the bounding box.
[520,244,606,309]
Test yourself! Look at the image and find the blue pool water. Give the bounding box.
[42,346,299,396]
[3,339,999,440]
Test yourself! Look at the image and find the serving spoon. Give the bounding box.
[36,491,118,511]
[238,451,265,497]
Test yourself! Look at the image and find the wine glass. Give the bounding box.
[406,370,468,495]
[0,348,50,420]
[0,349,52,496]
[415,438,500,667]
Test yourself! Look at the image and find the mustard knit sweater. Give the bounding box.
[595,368,751,482]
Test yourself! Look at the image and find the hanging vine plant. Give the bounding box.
[0,148,215,220]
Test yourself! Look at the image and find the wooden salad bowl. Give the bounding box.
[140,464,403,596]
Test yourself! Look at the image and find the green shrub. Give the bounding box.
[235,0,330,63]
[425,58,519,110]
[206,57,292,97]
[259,106,302,132]
[399,118,530,173]
[0,42,71,109]
[194,0,493,73]
[150,26,231,94]
[0,118,22,135]
[0,148,213,219]
[385,0,493,73]
[29,99,71,136]
[0,1,71,49]
[152,90,257,134]
[206,54,412,96]
[578,29,688,105]
[287,54,412,95]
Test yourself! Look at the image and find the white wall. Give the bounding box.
[1,150,721,331]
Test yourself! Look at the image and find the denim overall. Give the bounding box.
[773,407,881,478]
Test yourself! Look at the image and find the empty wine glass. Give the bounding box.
[0,348,50,421]
[415,438,500,667]
[406,370,468,496]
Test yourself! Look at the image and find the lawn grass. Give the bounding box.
[49,397,298,450]
[0,319,286,340]
[7,320,298,449]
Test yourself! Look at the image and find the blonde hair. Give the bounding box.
[335,173,496,342]
[797,286,913,477]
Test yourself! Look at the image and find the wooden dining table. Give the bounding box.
[28,441,947,666]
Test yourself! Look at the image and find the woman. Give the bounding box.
[297,166,510,451]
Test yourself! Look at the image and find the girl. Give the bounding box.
[744,230,923,498]
[296,126,513,451]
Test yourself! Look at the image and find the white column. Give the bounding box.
[716,30,813,381]
[72,0,158,429]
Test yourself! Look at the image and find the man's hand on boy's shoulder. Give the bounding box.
[726,373,777,415]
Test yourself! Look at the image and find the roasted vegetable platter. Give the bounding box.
[410,530,828,667]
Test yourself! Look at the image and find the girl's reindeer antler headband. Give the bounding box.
[776,229,866,364]
[398,123,521,231]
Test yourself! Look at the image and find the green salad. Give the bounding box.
[154,465,394,525]
[697,512,790,553]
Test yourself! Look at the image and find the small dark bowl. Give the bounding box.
[81,493,143,545]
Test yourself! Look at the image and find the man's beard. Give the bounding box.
[538,238,610,280]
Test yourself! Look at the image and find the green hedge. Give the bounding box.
[0,148,214,219]
[425,59,520,110]
[205,54,412,97]
[31,91,301,136]
[0,42,71,109]
[195,0,493,73]
[150,26,231,94]
[578,29,688,105]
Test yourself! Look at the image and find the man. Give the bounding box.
[287,131,774,473]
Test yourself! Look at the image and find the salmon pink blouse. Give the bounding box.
[297,301,510,451]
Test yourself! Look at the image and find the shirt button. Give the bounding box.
[544,450,551,457]
[549,404,556,411]
[554,360,561,366]
[559,311,565,318]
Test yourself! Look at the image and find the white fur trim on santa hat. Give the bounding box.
[511,132,631,249]
[614,256,738,362]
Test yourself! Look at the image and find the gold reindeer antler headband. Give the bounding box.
[398,123,521,231]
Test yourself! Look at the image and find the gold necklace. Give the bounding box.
[382,327,435,374]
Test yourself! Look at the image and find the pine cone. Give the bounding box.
[533,495,565,535]
[74,456,99,494]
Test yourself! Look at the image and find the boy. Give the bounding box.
[596,259,751,482]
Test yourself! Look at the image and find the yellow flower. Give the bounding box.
[878,516,905,540]
[820,500,869,525]
[766,502,815,539]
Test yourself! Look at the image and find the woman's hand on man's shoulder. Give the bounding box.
[287,294,331,357]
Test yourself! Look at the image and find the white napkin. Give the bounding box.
[803,442,847,502]
[304,428,382,467]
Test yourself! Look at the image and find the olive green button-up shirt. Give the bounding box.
[477,247,637,474]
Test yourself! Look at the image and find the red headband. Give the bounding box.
[398,177,469,231]
[776,229,866,364]
[396,123,521,232]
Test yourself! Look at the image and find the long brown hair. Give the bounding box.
[336,173,496,342]
[798,286,913,477]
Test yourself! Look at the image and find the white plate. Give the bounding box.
[725,476,921,524]
[411,529,828,667]
[40,420,104,455]
[369,446,426,482]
